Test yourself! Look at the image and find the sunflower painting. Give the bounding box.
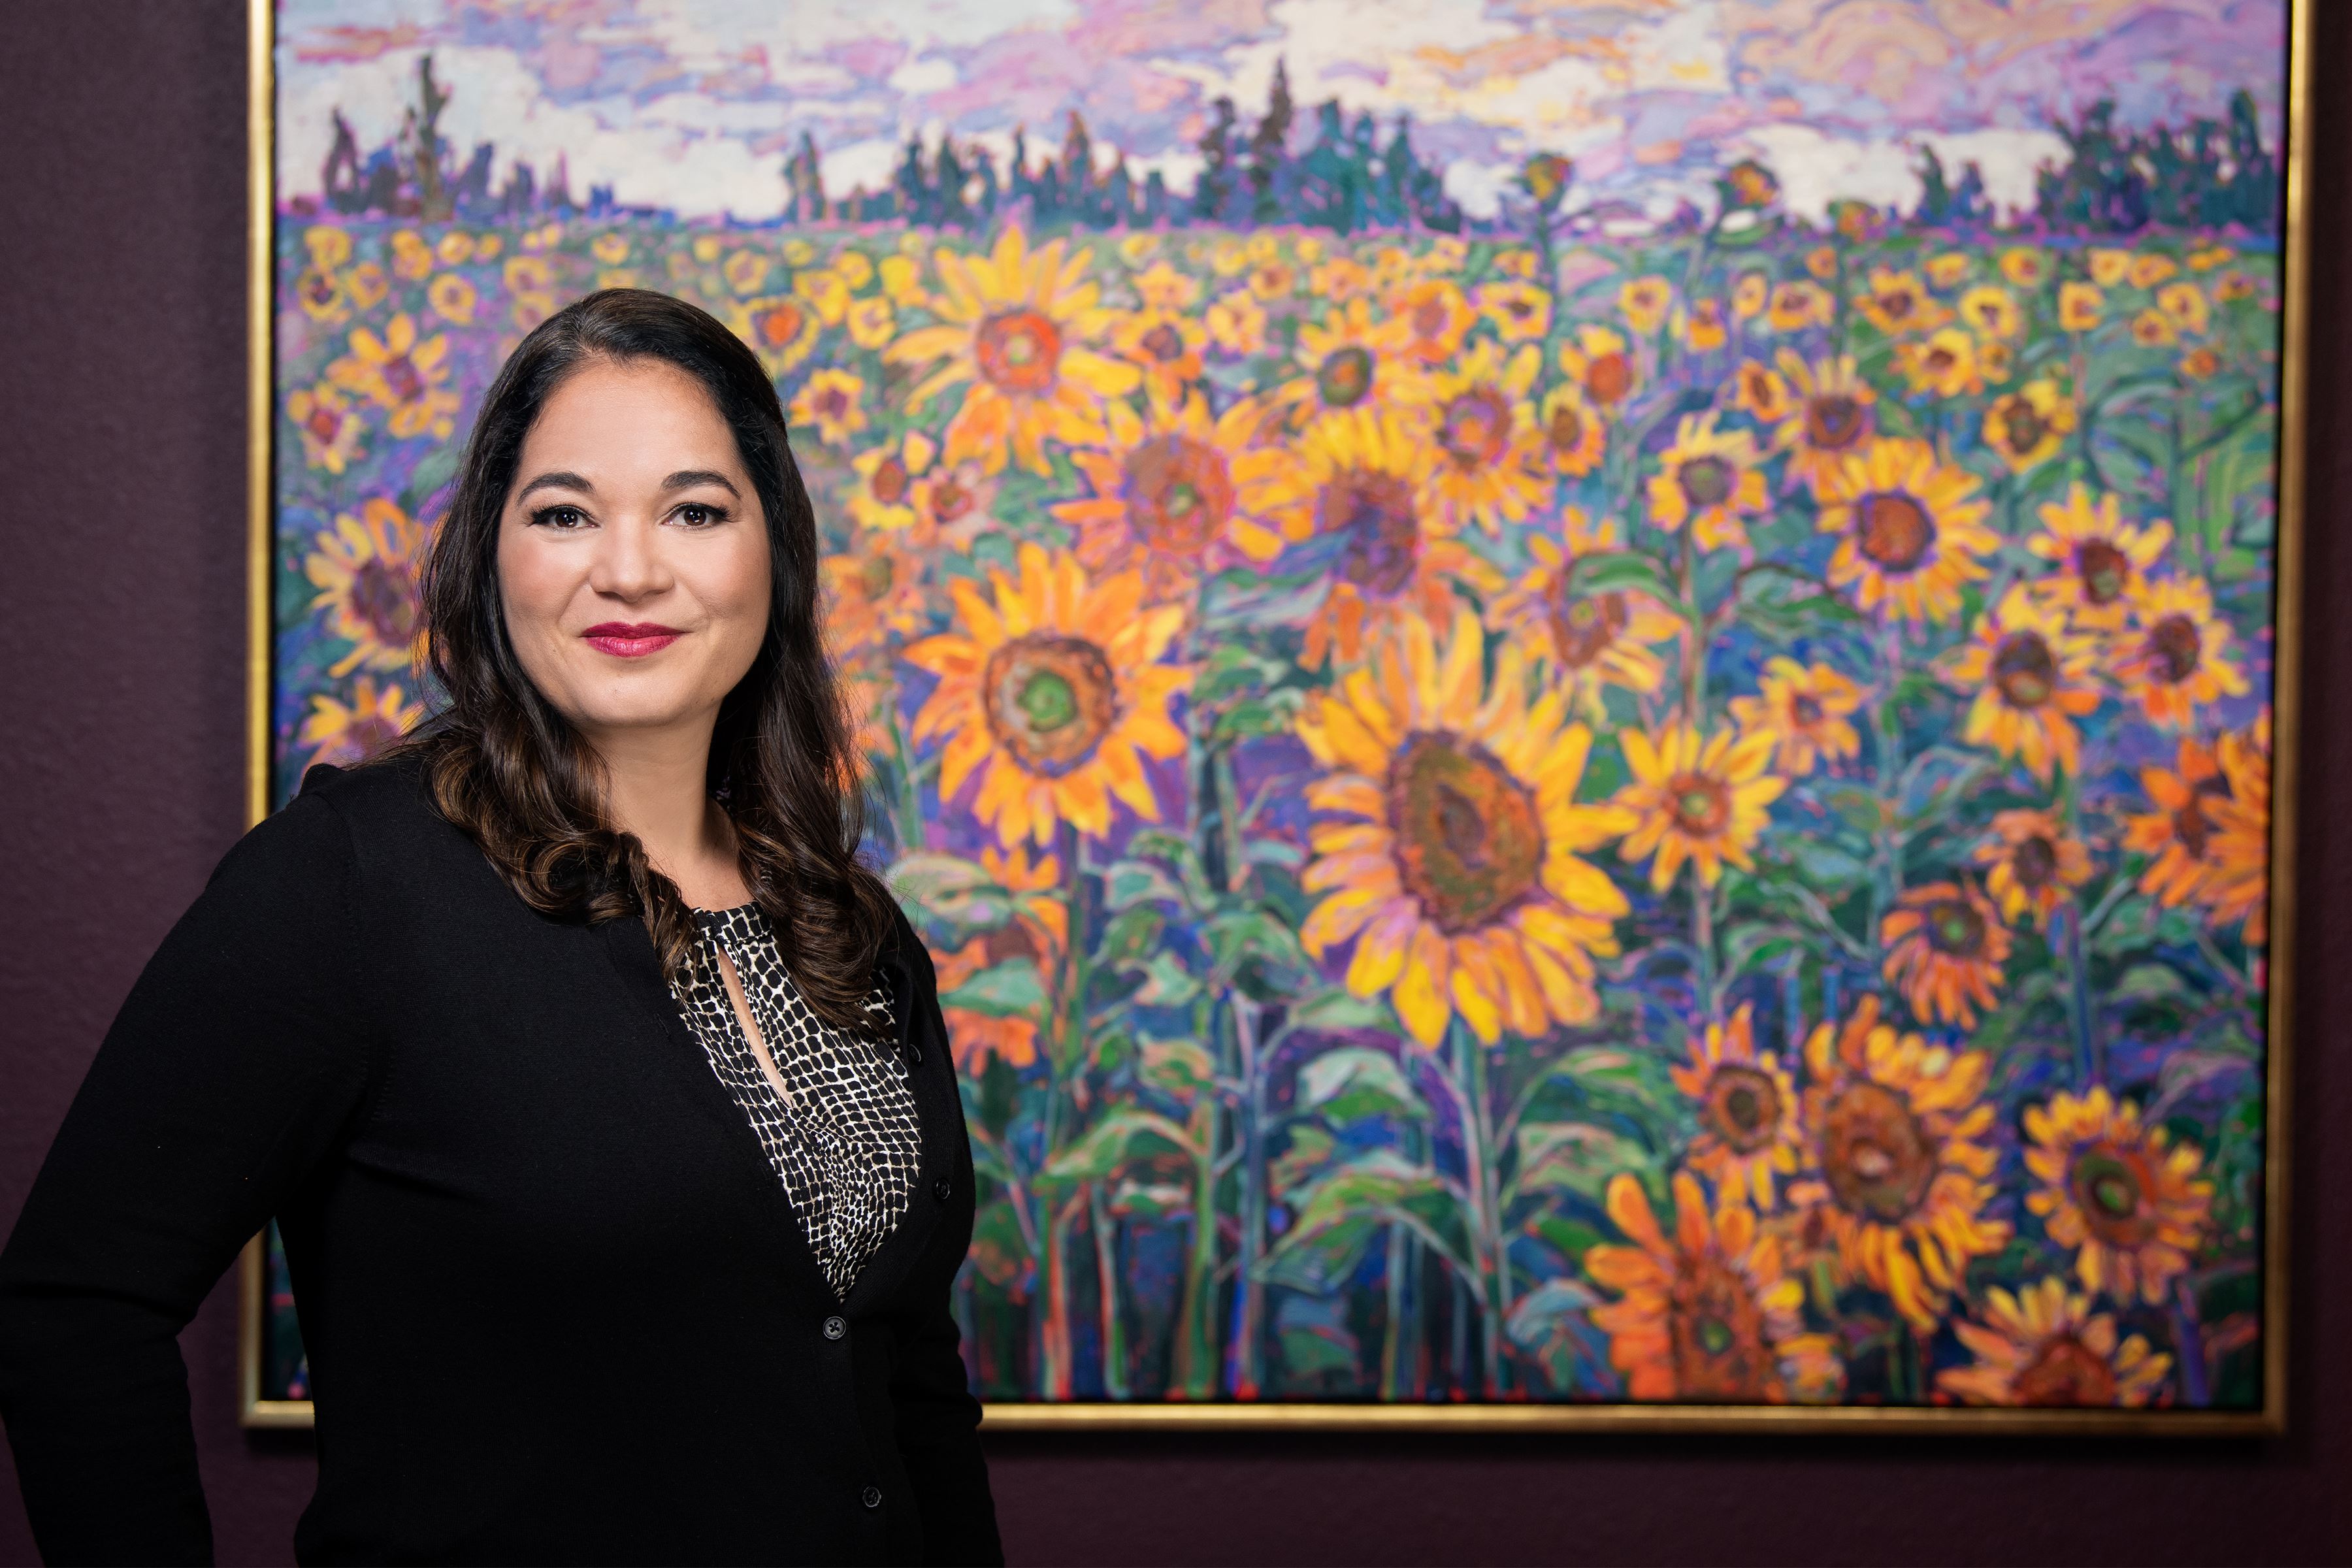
[259,0,2291,1423]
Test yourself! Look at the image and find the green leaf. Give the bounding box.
[2114,962,2189,1002]
[1128,950,1203,1007]
[1288,988,1392,1033]
[1270,1125,1336,1196]
[1039,1108,1198,1186]
[939,959,1049,1019]
[1259,1151,1469,1290]
[1104,858,1187,911]
[1195,643,1290,703]
[1107,1178,1192,1220]
[1569,550,1677,602]
[1205,909,1311,979]
[398,443,461,512]
[1296,1046,1429,1123]
[1511,1120,1650,1201]
[1094,906,1164,969]
[1213,693,1303,744]
[1139,1037,1216,1098]
[889,853,1016,928]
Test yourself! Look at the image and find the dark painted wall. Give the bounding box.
[1,4,2344,1563]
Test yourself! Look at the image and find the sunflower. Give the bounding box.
[1559,324,1639,409]
[736,294,823,375]
[305,498,430,678]
[847,431,934,534]
[2059,282,2105,332]
[291,261,350,325]
[1646,414,1767,552]
[1925,253,1972,291]
[1587,1171,1841,1403]
[1109,299,1208,406]
[1772,351,1877,497]
[721,248,770,297]
[794,267,853,327]
[2026,484,2174,632]
[2127,252,2180,289]
[2179,346,2223,381]
[2131,309,2179,348]
[1474,278,1553,342]
[2025,1087,2214,1305]
[933,843,1068,1073]
[2122,734,2236,913]
[1297,608,1629,1047]
[2001,248,2052,287]
[2113,576,2249,730]
[1669,1006,1805,1209]
[1728,360,1793,425]
[907,451,1000,550]
[788,368,868,448]
[1856,268,1944,336]
[1614,723,1785,892]
[1390,278,1477,365]
[1727,658,1863,776]
[1680,297,1729,353]
[1982,381,2076,474]
[1488,515,1680,716]
[1620,275,1674,336]
[299,676,425,772]
[1424,341,1548,534]
[1880,879,2010,1028]
[1053,390,1299,602]
[845,297,896,350]
[886,226,1141,476]
[326,314,459,440]
[2157,282,2210,336]
[1268,296,1427,431]
[1899,327,1983,399]
[1766,280,1832,334]
[1241,405,1496,669]
[1816,438,1995,623]
[427,272,476,325]
[286,383,366,474]
[935,936,1043,1074]
[1939,1278,2173,1407]
[902,543,1190,848]
[2214,270,2259,304]
[2200,716,2272,943]
[2087,249,2132,287]
[1944,585,2102,781]
[1957,285,2022,340]
[1972,808,2094,930]
[1789,994,2009,1329]
[1204,290,1267,355]
[1535,384,1607,478]
[821,528,930,659]
[1731,272,1769,321]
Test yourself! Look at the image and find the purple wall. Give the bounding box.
[1,5,2345,1563]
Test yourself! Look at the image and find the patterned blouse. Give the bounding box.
[668,904,923,1299]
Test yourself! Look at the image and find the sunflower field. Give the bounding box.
[270,191,2278,1411]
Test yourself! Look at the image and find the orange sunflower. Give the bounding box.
[1727,658,1863,777]
[1489,515,1680,717]
[1535,384,1607,478]
[2025,1088,2214,1305]
[933,843,1068,1074]
[1613,723,1786,892]
[1789,994,2010,1328]
[1646,414,1768,553]
[2199,713,2272,943]
[1559,324,1639,410]
[821,528,929,660]
[1587,1171,1842,1403]
[1669,1005,1805,1209]
[2027,485,2174,632]
[1269,296,1427,431]
[1241,405,1497,669]
[1944,585,2102,782]
[1972,808,2094,930]
[1880,880,2011,1028]
[326,314,460,440]
[887,226,1141,475]
[305,498,430,678]
[902,543,1190,847]
[1816,438,1995,624]
[299,676,425,773]
[1294,608,1631,1047]
[1766,279,1832,334]
[1109,297,1209,406]
[2122,734,2236,913]
[1939,1278,2173,1407]
[1772,351,1877,497]
[1423,341,1548,534]
[1728,360,1793,426]
[1052,390,1301,602]
[2113,577,2249,730]
[1392,276,1477,365]
[734,294,824,375]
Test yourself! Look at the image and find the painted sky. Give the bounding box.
[276,0,2289,225]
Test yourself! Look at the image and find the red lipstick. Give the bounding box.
[582,621,685,657]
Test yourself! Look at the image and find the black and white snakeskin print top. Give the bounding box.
[668,904,923,1299]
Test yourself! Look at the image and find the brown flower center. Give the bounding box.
[2012,1334,2120,1406]
[1678,455,1735,510]
[1925,897,1987,957]
[1705,1064,1784,1154]
[2012,834,2059,889]
[929,476,976,522]
[975,309,1064,394]
[2147,614,2202,683]
[1323,472,1420,599]
[1122,435,1233,555]
[1789,693,1825,728]
[1667,774,1730,837]
[1993,632,2059,709]
[2068,1144,2161,1247]
[1387,732,1543,934]
[1880,287,1918,322]
[814,385,851,421]
[1923,345,1958,377]
[1667,1252,1774,1400]
[1583,351,1632,405]
[381,355,425,404]
[2075,540,2129,604]
[869,455,911,505]
[307,406,344,444]
[1820,1081,1937,1224]
[2001,400,2048,455]
[1545,587,1629,670]
[2172,777,2230,857]
[1742,368,1776,410]
[1857,493,1933,572]
[1546,400,1587,455]
[756,301,807,348]
[302,269,338,308]
[1439,389,1511,470]
[981,633,1118,776]
[1316,346,1375,408]
[348,558,418,650]
[1139,321,1185,362]
[1806,395,1865,451]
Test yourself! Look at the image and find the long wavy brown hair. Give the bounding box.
[392,287,896,1030]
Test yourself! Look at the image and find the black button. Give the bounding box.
[860,1485,883,1510]
[932,1176,952,1201]
[823,1315,847,1341]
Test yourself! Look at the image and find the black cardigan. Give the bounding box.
[0,759,1002,1566]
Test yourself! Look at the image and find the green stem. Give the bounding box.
[1089,1181,1129,1399]
[887,699,926,855]
[1450,1022,1505,1397]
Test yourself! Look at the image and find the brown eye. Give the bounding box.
[676,504,726,527]
[533,505,589,530]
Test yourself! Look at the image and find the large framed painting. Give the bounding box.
[242,0,2304,1431]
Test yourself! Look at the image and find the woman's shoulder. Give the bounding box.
[236,749,459,885]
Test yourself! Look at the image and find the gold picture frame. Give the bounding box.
[241,0,2306,1435]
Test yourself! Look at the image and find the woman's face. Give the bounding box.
[497,357,772,748]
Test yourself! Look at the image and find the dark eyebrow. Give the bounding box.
[515,470,594,502]
[662,469,740,497]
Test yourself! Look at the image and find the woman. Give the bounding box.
[0,290,1002,1566]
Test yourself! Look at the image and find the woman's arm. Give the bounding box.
[0,786,377,1565]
